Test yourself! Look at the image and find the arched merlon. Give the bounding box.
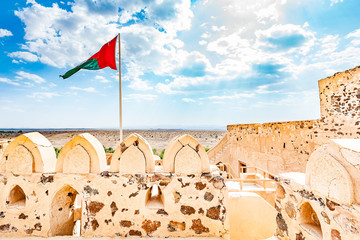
[56,133,106,173]
[0,132,56,174]
[306,139,360,205]
[110,133,154,173]
[163,134,210,174]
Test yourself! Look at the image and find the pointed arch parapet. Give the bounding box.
[0,132,56,174]
[56,133,106,173]
[110,133,154,174]
[163,134,210,174]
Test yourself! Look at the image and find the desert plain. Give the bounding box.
[0,129,226,153]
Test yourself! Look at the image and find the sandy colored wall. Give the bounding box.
[0,173,228,238]
[229,192,276,240]
[222,66,360,174]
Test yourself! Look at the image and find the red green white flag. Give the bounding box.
[60,35,118,79]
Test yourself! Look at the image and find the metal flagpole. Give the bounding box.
[118,33,123,142]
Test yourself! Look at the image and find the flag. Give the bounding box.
[60,36,118,79]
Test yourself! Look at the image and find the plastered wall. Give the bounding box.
[222,66,360,174]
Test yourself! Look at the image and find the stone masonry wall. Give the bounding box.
[223,66,360,174]
[0,173,227,237]
[275,176,360,240]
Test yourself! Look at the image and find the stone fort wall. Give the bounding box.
[220,66,360,174]
[0,132,228,237]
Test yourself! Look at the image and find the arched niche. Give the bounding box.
[110,133,154,174]
[145,184,164,209]
[7,185,26,209]
[50,185,81,236]
[0,132,56,174]
[306,150,354,205]
[163,134,210,174]
[56,133,106,174]
[299,202,323,239]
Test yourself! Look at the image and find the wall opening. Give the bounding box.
[239,161,247,173]
[299,202,323,239]
[50,185,81,236]
[7,185,26,209]
[145,184,164,209]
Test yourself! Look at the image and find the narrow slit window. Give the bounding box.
[145,184,164,209]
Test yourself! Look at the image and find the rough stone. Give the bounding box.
[156,209,168,215]
[206,206,221,220]
[331,229,342,240]
[168,221,185,232]
[204,192,214,201]
[276,213,288,235]
[180,205,195,215]
[120,220,132,228]
[141,219,161,234]
[285,202,296,219]
[128,230,142,236]
[86,201,105,215]
[190,219,209,234]
[110,202,118,217]
[195,182,206,190]
[174,191,181,204]
[321,211,330,224]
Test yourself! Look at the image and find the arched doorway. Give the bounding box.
[299,202,323,239]
[50,185,81,236]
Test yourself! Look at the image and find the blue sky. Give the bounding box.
[0,0,360,129]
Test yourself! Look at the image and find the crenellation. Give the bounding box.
[0,132,228,238]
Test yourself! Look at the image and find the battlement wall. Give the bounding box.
[223,66,360,174]
[0,132,228,238]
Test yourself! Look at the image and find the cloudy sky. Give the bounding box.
[0,0,359,129]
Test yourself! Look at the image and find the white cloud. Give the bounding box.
[182,98,195,102]
[203,93,254,100]
[27,92,60,101]
[16,71,45,84]
[8,51,39,62]
[124,93,157,101]
[69,86,96,93]
[0,29,12,37]
[0,78,20,86]
[95,75,111,83]
[330,0,344,6]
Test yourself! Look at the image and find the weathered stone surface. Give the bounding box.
[40,174,54,184]
[180,205,195,215]
[110,202,118,217]
[321,211,330,224]
[142,219,161,234]
[128,229,142,236]
[174,191,181,203]
[296,232,305,240]
[331,229,341,240]
[211,176,225,189]
[120,220,132,228]
[285,202,296,219]
[204,192,214,201]
[190,219,209,234]
[86,201,104,215]
[327,199,340,211]
[195,182,206,190]
[83,185,99,196]
[19,213,28,219]
[276,213,288,235]
[156,209,168,215]
[168,221,185,232]
[206,206,221,220]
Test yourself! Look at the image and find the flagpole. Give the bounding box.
[118,33,123,142]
